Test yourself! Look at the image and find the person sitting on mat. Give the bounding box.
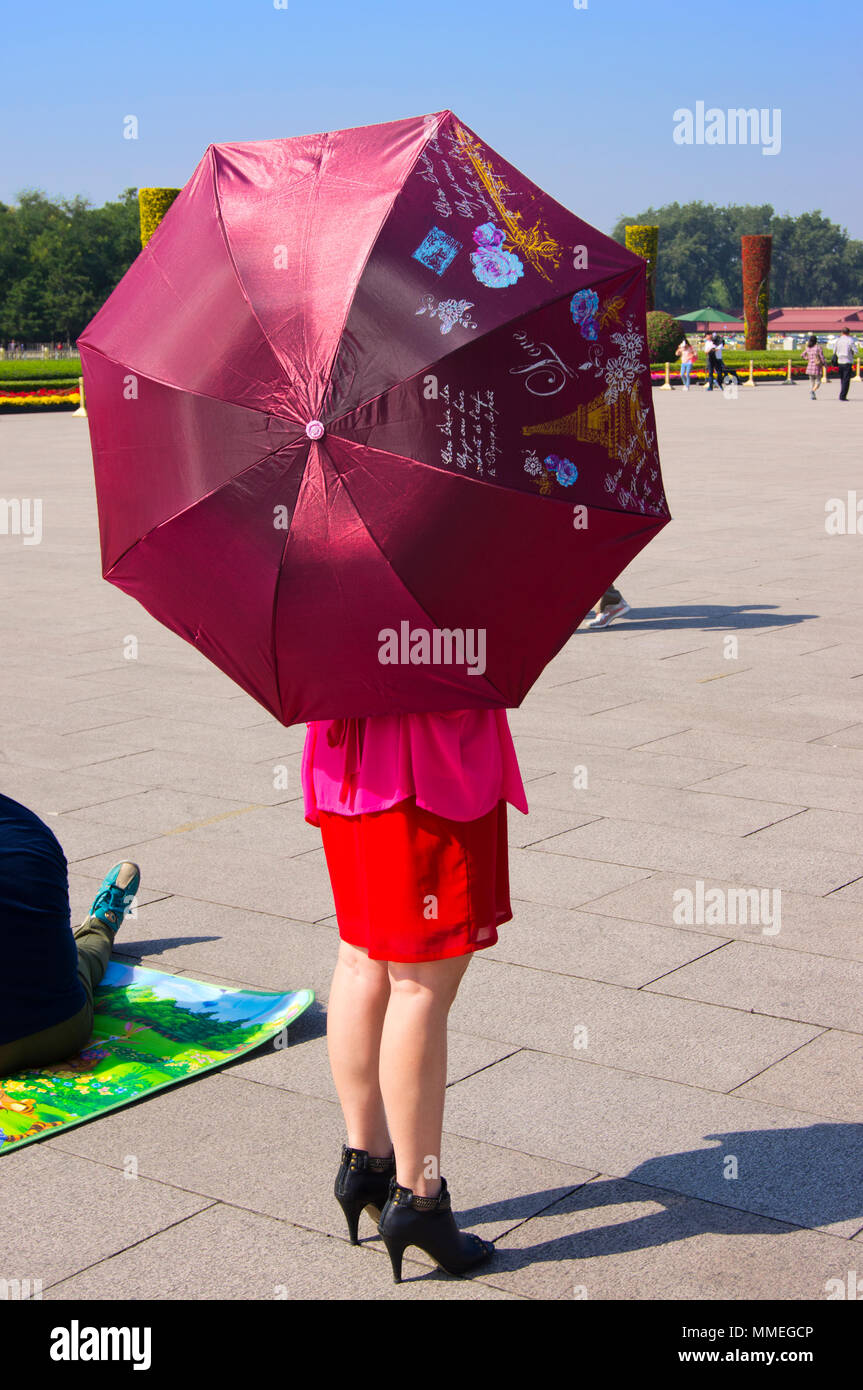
[0,791,140,1075]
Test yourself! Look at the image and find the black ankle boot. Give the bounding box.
[378,1176,494,1283]
[334,1145,395,1245]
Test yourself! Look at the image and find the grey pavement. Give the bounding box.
[1,381,862,1300]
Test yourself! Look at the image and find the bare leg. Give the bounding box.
[326,940,392,1156]
[380,952,473,1197]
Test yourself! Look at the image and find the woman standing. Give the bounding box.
[302,709,528,1282]
[675,337,696,390]
[802,335,825,400]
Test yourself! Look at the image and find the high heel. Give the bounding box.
[378,1176,493,1283]
[334,1144,395,1245]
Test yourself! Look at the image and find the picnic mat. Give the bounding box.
[0,962,314,1154]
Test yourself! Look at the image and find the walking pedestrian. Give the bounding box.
[835,327,857,401]
[675,337,696,390]
[586,584,631,628]
[304,710,528,1281]
[801,335,825,400]
[713,335,739,389]
[703,332,718,390]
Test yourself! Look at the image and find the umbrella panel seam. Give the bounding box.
[209,145,294,402]
[316,443,511,706]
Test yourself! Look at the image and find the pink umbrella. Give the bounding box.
[77,110,670,724]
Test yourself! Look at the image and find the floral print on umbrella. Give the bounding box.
[470,222,524,288]
[570,288,600,341]
[523,448,578,494]
[415,294,478,335]
[603,319,645,403]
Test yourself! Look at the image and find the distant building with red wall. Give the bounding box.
[766,307,863,333]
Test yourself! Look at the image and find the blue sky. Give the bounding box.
[4,0,861,238]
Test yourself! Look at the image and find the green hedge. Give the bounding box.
[650,348,852,368]
[0,359,82,381]
[0,378,80,391]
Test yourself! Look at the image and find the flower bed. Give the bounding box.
[651,363,846,385]
[0,385,81,410]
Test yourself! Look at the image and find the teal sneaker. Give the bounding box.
[88,861,141,933]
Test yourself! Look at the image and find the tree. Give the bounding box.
[98,984,261,1051]
[0,188,140,340]
[610,202,863,312]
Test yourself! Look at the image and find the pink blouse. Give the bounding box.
[301,710,529,825]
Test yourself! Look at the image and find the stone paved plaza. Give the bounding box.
[1,381,861,1300]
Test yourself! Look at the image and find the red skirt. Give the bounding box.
[318,797,512,962]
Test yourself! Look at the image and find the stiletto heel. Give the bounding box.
[335,1193,366,1245]
[378,1176,493,1283]
[334,1145,395,1245]
[385,1231,409,1284]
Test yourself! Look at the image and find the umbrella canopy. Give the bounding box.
[677,306,744,328]
[77,110,670,725]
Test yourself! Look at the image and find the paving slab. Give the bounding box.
[530,777,804,837]
[65,748,302,806]
[644,940,863,1033]
[69,836,337,921]
[62,786,262,838]
[488,899,729,988]
[532,818,861,895]
[583,871,863,962]
[45,1202,520,1300]
[108,896,337,993]
[732,1030,863,1124]
[451,954,820,1091]
[0,1144,214,1287]
[514,741,743,790]
[508,846,652,907]
[443,1050,863,1237]
[482,1175,857,1301]
[689,765,863,816]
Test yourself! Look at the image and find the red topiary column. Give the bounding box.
[741,235,772,350]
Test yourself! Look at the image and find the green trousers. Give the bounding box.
[599,585,623,609]
[0,917,114,1074]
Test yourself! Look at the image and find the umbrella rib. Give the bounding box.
[100,431,308,577]
[317,119,448,407]
[323,443,512,707]
[76,342,308,438]
[269,493,299,724]
[209,146,292,393]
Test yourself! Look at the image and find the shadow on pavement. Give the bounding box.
[578,604,818,633]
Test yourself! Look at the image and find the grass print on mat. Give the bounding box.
[0,962,313,1155]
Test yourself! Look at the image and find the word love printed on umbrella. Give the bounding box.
[78,110,670,725]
